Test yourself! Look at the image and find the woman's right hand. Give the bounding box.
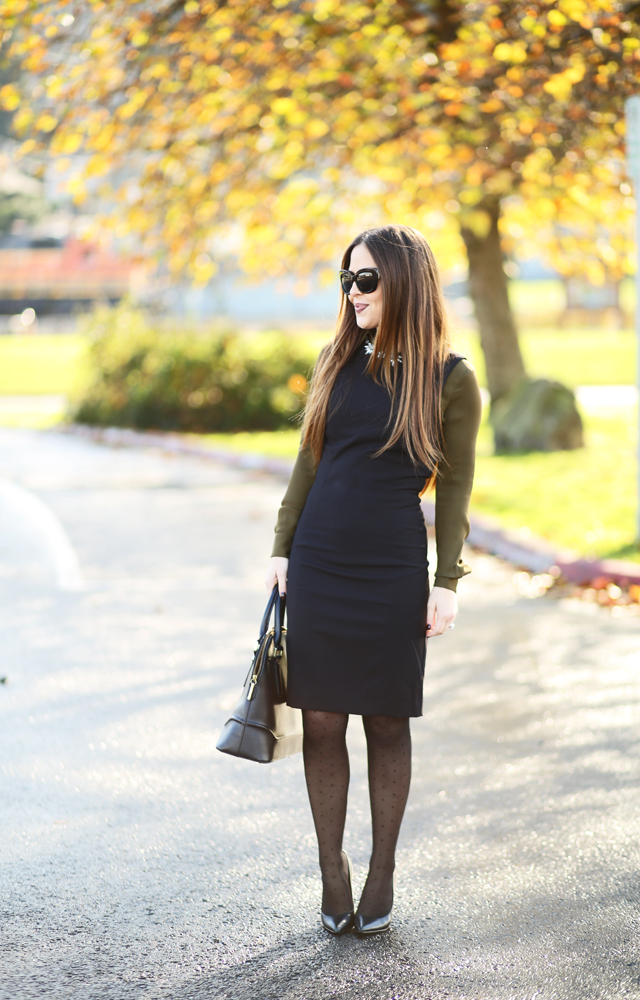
[265,556,289,596]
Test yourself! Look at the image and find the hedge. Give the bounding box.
[73,306,316,433]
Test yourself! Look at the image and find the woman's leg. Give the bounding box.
[302,709,352,914]
[358,715,412,918]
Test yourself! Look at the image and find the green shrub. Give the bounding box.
[73,305,316,432]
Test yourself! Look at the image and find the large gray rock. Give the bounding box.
[490,376,584,453]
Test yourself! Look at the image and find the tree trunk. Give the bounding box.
[460,195,526,403]
[460,195,583,454]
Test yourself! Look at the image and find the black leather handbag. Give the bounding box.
[216,587,303,763]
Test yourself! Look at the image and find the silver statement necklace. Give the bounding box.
[363,334,402,365]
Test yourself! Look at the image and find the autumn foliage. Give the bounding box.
[2,1,640,416]
[0,1,637,281]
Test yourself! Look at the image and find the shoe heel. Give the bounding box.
[321,851,354,935]
[355,871,394,935]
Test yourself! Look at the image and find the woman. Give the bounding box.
[265,224,482,935]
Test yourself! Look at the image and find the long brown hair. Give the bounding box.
[301,224,452,470]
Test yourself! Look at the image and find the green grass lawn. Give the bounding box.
[471,409,638,561]
[197,428,303,459]
[0,409,68,429]
[0,334,89,394]
[454,328,636,388]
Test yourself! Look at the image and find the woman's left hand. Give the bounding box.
[426,586,458,637]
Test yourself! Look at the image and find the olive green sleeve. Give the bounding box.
[271,444,318,557]
[433,360,483,592]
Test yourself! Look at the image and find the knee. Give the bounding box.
[363,715,410,747]
[303,710,348,746]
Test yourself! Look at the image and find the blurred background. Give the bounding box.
[0,0,638,571]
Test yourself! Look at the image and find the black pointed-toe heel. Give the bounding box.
[321,852,354,935]
[354,874,394,935]
[354,910,392,935]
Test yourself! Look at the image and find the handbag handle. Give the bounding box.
[260,585,286,648]
[260,585,278,637]
[274,588,286,649]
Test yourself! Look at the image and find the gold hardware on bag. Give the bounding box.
[247,672,259,700]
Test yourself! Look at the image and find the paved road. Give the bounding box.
[1,427,640,1000]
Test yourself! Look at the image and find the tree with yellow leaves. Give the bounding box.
[2,0,639,440]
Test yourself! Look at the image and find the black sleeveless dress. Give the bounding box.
[285,342,462,718]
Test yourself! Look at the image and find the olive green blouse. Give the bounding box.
[271,357,482,592]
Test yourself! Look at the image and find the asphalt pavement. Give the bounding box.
[1,427,640,1000]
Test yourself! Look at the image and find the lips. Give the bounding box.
[355,304,368,312]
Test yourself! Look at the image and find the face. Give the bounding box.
[346,242,383,331]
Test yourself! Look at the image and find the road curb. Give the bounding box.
[63,423,640,588]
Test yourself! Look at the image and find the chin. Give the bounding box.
[356,315,378,329]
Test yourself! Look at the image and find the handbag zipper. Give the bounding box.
[247,675,257,700]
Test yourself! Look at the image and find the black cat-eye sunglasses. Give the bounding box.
[339,267,380,295]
